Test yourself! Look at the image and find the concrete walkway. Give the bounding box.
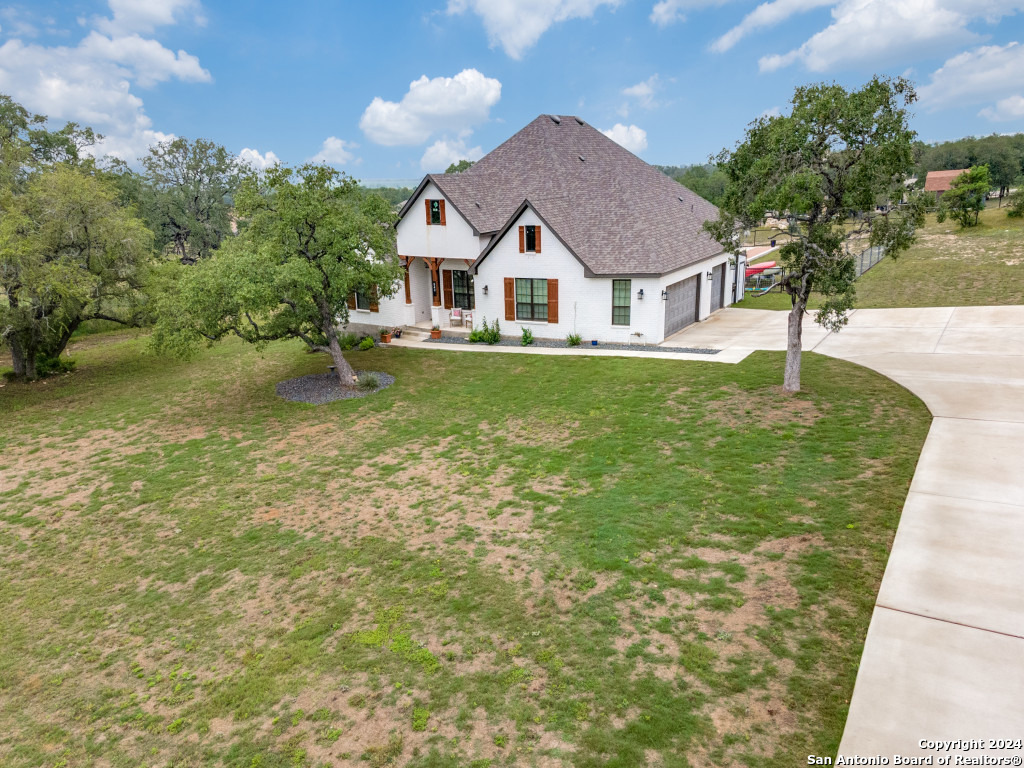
[671,307,1024,757]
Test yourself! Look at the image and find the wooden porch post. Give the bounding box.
[401,256,412,304]
[427,258,441,307]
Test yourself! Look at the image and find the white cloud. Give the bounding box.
[360,68,501,146]
[623,74,660,109]
[649,0,731,26]
[309,136,358,166]
[420,138,484,172]
[78,31,210,87]
[712,0,832,53]
[0,1,210,162]
[760,105,782,118]
[919,43,1024,115]
[601,123,648,154]
[97,0,204,35]
[756,0,1023,73]
[981,95,1024,121]
[447,0,621,59]
[238,148,281,170]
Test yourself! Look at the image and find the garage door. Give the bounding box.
[710,263,726,313]
[664,274,701,337]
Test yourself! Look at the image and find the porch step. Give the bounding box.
[402,326,430,339]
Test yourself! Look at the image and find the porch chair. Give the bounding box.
[449,307,464,327]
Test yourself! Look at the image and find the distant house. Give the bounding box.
[924,169,968,200]
[348,115,741,344]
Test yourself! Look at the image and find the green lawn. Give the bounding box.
[0,334,929,767]
[735,206,1024,311]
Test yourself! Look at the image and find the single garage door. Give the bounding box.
[664,274,700,337]
[710,263,726,313]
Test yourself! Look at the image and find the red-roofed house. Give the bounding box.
[924,169,968,200]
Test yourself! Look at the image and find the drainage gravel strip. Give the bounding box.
[423,337,719,355]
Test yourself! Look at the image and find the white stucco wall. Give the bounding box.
[395,181,482,263]
[474,207,732,344]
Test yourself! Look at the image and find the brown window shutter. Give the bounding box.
[504,278,515,321]
[442,269,453,309]
[347,293,356,310]
[518,226,525,253]
[439,200,446,225]
[425,199,431,225]
[369,285,379,313]
[547,279,558,324]
[535,226,541,253]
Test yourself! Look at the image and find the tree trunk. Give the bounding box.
[783,297,805,393]
[9,336,27,379]
[318,300,356,387]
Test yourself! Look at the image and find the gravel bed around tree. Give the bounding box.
[424,337,719,355]
[275,371,395,404]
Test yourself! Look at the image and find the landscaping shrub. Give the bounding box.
[521,327,534,346]
[566,332,582,347]
[338,332,359,351]
[358,337,374,351]
[469,318,501,345]
[356,371,380,390]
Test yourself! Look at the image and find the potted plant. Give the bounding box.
[391,326,402,339]
[430,324,442,340]
[379,327,392,343]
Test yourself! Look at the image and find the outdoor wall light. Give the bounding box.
[424,261,430,269]
[432,282,437,296]
[661,289,668,300]
[483,285,489,295]
[706,270,714,280]
[728,258,737,268]
[637,288,644,300]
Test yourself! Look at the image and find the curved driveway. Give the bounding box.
[666,306,1024,757]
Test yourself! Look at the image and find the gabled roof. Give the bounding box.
[398,115,723,277]
[924,169,968,193]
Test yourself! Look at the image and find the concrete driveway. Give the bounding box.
[668,306,1024,757]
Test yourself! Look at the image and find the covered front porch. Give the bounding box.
[401,255,480,330]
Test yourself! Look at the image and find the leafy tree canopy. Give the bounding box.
[936,165,991,228]
[705,76,924,392]
[136,137,244,264]
[0,93,97,191]
[0,165,153,380]
[444,159,475,174]
[153,164,403,385]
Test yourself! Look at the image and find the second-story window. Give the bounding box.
[426,199,445,225]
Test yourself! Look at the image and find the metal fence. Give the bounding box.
[853,245,886,277]
[744,244,887,294]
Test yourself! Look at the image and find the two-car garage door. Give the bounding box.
[663,265,727,337]
[664,274,701,337]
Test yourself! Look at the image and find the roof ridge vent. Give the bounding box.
[578,155,585,162]
[574,117,584,125]
[549,115,561,124]
[677,196,684,202]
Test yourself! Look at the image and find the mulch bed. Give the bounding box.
[275,371,395,404]
[424,337,719,355]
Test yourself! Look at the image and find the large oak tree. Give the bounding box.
[153,164,402,385]
[1,166,153,380]
[705,77,925,392]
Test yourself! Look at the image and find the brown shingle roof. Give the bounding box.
[400,115,723,277]
[924,169,968,193]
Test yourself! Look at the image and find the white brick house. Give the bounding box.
[349,115,744,344]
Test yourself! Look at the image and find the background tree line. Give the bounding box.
[1,93,401,384]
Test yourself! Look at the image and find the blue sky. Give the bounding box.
[1,0,1022,183]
